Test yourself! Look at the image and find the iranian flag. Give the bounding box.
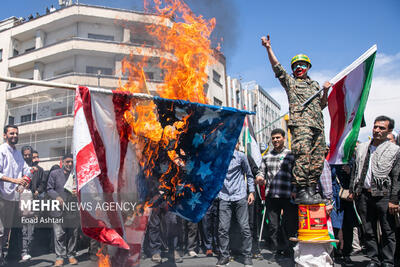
[243,115,262,168]
[327,45,377,164]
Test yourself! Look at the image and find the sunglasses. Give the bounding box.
[292,63,308,70]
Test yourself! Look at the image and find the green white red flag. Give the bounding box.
[242,115,262,168]
[327,45,377,164]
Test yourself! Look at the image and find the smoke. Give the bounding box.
[128,0,239,59]
[183,0,239,58]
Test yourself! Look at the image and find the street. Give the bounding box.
[5,247,369,267]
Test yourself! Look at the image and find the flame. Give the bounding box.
[149,0,216,103]
[97,245,111,267]
[114,0,216,216]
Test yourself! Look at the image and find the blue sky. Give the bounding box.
[2,0,400,141]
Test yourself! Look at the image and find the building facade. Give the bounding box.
[227,77,281,148]
[0,4,227,169]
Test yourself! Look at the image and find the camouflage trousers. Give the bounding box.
[290,126,326,187]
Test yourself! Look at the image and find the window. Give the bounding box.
[20,113,36,123]
[203,83,209,95]
[130,38,154,46]
[86,66,113,76]
[88,33,114,41]
[8,116,14,125]
[0,49,2,61]
[25,47,35,53]
[212,70,222,87]
[13,49,19,57]
[54,69,73,76]
[213,97,222,106]
[145,72,154,80]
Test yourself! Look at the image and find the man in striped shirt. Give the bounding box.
[256,128,297,260]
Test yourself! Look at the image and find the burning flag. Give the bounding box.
[73,86,252,255]
[327,45,376,164]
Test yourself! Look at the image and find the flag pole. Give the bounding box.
[0,75,154,100]
[301,44,377,108]
[0,75,76,90]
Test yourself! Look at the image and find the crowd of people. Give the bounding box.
[0,35,398,267]
[1,118,400,267]
[0,124,98,267]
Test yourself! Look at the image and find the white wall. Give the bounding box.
[43,57,74,79]
[76,55,115,74]
[45,23,77,46]
[18,69,33,79]
[78,22,123,42]
[206,60,226,106]
[19,38,36,53]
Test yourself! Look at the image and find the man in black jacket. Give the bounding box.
[47,154,79,267]
[349,116,400,267]
[20,146,46,262]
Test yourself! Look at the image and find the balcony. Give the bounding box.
[8,94,74,126]
[8,37,172,73]
[16,133,72,169]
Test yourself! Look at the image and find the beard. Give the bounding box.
[7,136,18,146]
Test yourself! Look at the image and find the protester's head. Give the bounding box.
[291,54,311,78]
[32,150,40,166]
[373,115,394,145]
[62,153,73,173]
[387,130,399,145]
[3,125,18,147]
[271,128,285,151]
[21,145,33,166]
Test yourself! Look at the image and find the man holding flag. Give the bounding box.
[261,35,331,204]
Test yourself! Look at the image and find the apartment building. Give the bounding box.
[226,77,281,148]
[0,4,228,169]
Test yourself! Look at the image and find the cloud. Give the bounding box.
[263,52,400,143]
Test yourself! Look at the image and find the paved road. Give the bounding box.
[5,248,369,267]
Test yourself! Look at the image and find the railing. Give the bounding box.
[16,135,72,160]
[8,95,74,126]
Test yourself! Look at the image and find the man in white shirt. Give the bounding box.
[0,125,31,266]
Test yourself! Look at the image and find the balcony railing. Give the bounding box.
[16,135,72,162]
[8,95,74,126]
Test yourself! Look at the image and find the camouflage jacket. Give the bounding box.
[273,64,325,130]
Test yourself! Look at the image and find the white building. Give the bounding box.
[0,4,227,169]
[227,77,281,148]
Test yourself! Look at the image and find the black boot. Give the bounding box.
[307,184,323,204]
[295,187,313,204]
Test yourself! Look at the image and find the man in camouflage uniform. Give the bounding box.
[261,35,331,204]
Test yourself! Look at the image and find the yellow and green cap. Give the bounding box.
[291,54,311,68]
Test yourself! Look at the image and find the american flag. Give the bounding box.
[73,86,252,265]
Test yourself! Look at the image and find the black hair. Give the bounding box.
[271,128,286,137]
[62,153,73,160]
[374,115,394,130]
[32,150,39,154]
[3,124,18,134]
[21,145,33,154]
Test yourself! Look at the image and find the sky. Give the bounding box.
[1,0,400,142]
